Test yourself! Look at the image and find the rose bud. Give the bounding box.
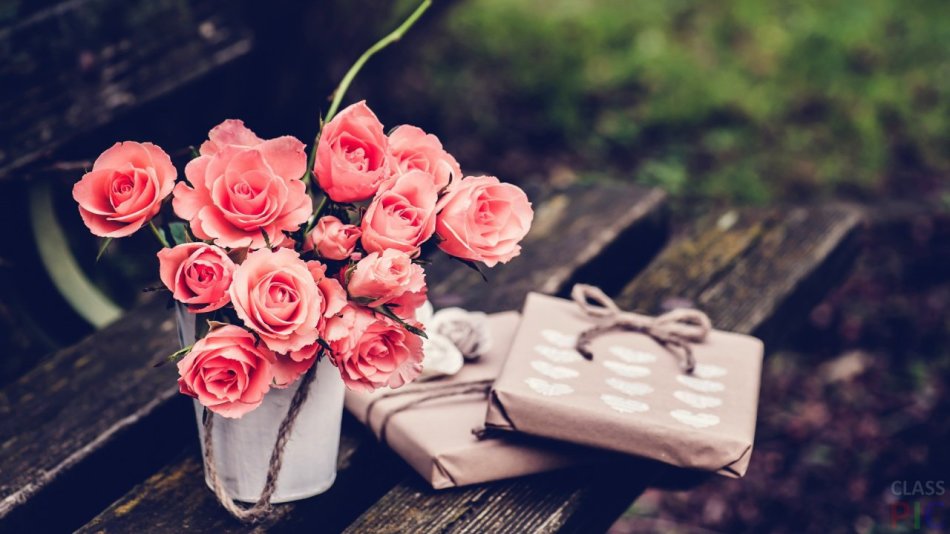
[347,249,427,311]
[314,101,391,202]
[157,243,235,313]
[72,141,177,237]
[389,125,462,190]
[177,325,276,418]
[306,215,361,260]
[436,176,533,267]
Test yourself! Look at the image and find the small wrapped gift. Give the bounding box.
[345,312,582,489]
[485,287,764,477]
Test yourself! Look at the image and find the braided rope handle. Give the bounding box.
[202,361,319,523]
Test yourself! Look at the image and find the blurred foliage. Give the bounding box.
[384,0,950,202]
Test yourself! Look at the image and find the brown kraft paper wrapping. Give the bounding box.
[345,311,581,489]
[485,293,764,477]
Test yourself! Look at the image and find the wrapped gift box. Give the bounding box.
[345,311,584,489]
[485,292,764,477]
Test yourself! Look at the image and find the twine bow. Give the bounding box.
[571,284,711,374]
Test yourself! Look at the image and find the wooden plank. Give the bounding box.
[77,417,410,534]
[427,184,668,312]
[339,204,864,534]
[0,0,253,180]
[0,297,188,532]
[54,184,666,531]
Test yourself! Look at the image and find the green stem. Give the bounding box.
[304,193,329,236]
[313,193,329,219]
[149,221,170,248]
[304,0,431,186]
[304,128,321,185]
[325,0,432,122]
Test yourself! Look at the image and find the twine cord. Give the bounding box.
[364,379,494,444]
[571,284,711,374]
[202,361,319,523]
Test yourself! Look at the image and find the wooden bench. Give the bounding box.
[0,177,864,532]
[0,0,253,180]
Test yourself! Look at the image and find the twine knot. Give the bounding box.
[571,284,711,373]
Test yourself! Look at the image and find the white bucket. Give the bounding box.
[177,304,344,503]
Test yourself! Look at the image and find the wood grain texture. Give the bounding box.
[77,417,409,534]
[0,0,252,179]
[0,296,187,531]
[339,205,864,534]
[70,184,668,533]
[426,184,668,312]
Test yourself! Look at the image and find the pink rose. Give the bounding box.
[272,347,319,389]
[314,101,391,202]
[360,170,439,255]
[306,215,361,260]
[197,118,268,154]
[177,325,275,418]
[347,250,427,311]
[436,176,533,267]
[271,259,349,387]
[229,248,344,353]
[305,259,349,331]
[157,243,235,313]
[324,305,424,392]
[389,125,462,190]
[72,142,176,238]
[172,120,311,249]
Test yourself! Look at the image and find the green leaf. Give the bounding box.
[451,256,488,282]
[374,305,428,339]
[155,344,193,367]
[96,237,113,262]
[261,228,273,249]
[343,263,358,284]
[168,222,192,245]
[149,221,170,248]
[437,171,456,196]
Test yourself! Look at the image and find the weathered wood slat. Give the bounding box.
[0,0,253,179]
[338,204,864,534]
[0,297,187,532]
[45,183,666,533]
[76,417,410,534]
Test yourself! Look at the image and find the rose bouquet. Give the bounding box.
[68,0,533,518]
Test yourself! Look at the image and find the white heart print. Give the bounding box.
[670,409,720,428]
[524,377,574,396]
[540,329,577,348]
[531,360,579,380]
[603,360,652,378]
[693,364,728,379]
[601,394,650,414]
[608,346,658,364]
[676,374,725,393]
[533,344,584,363]
[673,390,722,409]
[605,378,653,396]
